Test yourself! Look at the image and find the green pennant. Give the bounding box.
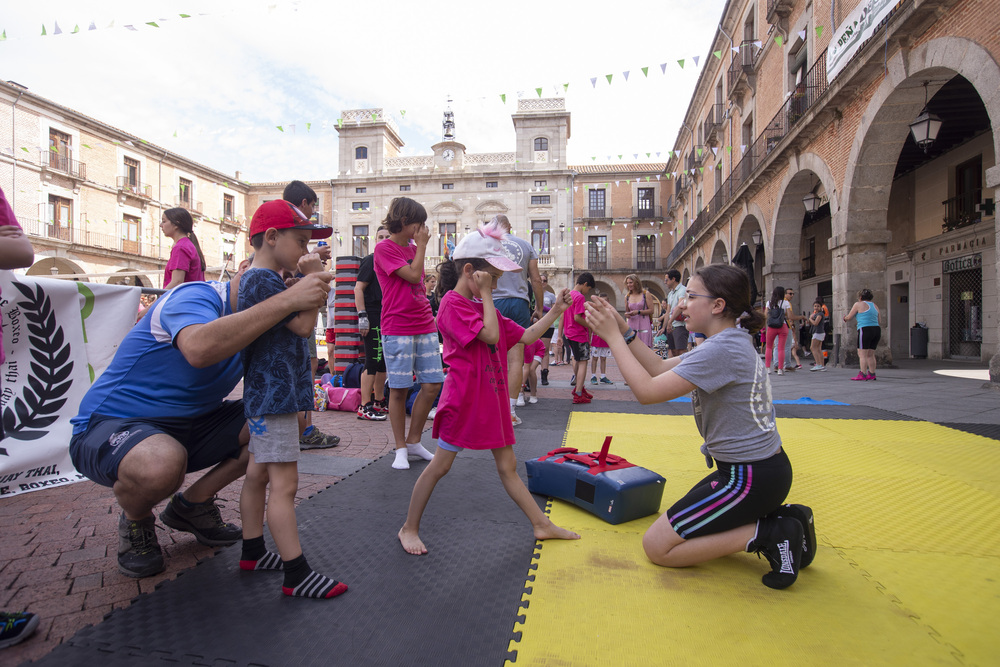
[815,26,823,38]
[536,87,542,97]
[677,59,684,69]
[775,35,784,46]
[72,24,80,34]
[617,155,622,160]
[41,24,47,36]
[500,93,506,104]
[400,110,406,117]
[727,145,732,153]
[591,157,596,161]
[337,119,343,127]
[699,167,704,174]
[606,74,613,84]
[641,67,649,77]
[173,130,177,138]
[713,50,722,60]
[371,112,377,121]
[146,22,159,28]
[0,30,5,41]
[276,126,284,132]
[646,153,651,158]
[697,148,703,157]
[563,83,569,92]
[180,13,191,18]
[306,122,312,132]
[82,143,92,149]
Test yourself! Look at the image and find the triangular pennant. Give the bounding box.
[655,175,660,181]
[633,154,639,160]
[500,93,506,103]
[124,24,137,31]
[590,77,598,88]
[646,153,651,158]
[713,50,722,60]
[641,67,649,77]
[712,147,719,156]
[606,74,613,84]
[54,21,62,35]
[693,56,700,66]
[754,40,762,48]
[698,167,704,174]
[276,126,284,132]
[727,145,733,153]
[623,70,630,81]
[107,20,115,29]
[677,59,685,69]
[72,24,80,34]
[536,87,542,97]
[741,144,747,154]
[591,156,596,161]
[82,144,92,149]
[0,30,5,41]
[400,110,406,117]
[732,46,740,54]
[775,35,784,46]
[146,22,160,28]
[41,24,47,36]
[306,122,311,132]
[180,14,191,18]
[371,112,377,121]
[617,155,622,160]
[697,148,703,157]
[816,26,824,38]
[337,119,343,127]
[798,29,806,41]
[563,83,570,92]
[88,21,97,30]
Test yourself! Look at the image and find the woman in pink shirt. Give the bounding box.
[397,220,580,555]
[161,207,206,289]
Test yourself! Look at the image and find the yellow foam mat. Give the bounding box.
[507,414,1000,666]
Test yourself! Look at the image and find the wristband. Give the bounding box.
[623,328,637,345]
[358,311,367,318]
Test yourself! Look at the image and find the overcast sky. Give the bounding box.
[2,0,728,183]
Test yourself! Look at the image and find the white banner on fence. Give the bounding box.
[826,0,899,82]
[0,273,139,497]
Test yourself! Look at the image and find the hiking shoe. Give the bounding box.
[118,513,164,578]
[850,373,867,381]
[540,369,549,386]
[160,494,241,547]
[299,426,340,449]
[0,611,40,649]
[750,516,804,589]
[357,403,387,421]
[777,504,817,568]
[600,377,614,385]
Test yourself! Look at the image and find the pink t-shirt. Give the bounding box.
[164,236,204,285]
[373,238,435,336]
[562,289,589,342]
[433,290,524,450]
[591,333,609,349]
[523,340,546,365]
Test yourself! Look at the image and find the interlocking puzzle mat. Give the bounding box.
[507,413,1000,666]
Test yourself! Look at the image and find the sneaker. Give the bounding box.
[750,516,804,589]
[372,398,389,415]
[866,373,876,381]
[428,406,437,419]
[357,403,387,421]
[299,426,340,449]
[0,611,40,650]
[777,504,816,568]
[570,375,576,385]
[850,373,867,381]
[794,364,802,370]
[160,494,241,547]
[777,369,784,376]
[581,387,594,399]
[540,369,549,386]
[572,390,591,404]
[590,375,598,385]
[118,513,164,578]
[516,393,526,407]
[511,411,522,426]
[528,396,538,404]
[600,377,614,385]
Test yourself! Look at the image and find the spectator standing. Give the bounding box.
[663,270,687,358]
[539,274,556,385]
[764,286,792,375]
[844,288,881,381]
[161,208,206,289]
[491,215,545,427]
[808,300,828,371]
[783,288,805,370]
[564,273,595,403]
[355,226,391,421]
[624,274,654,347]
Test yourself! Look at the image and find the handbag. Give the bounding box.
[326,385,362,412]
[766,303,786,328]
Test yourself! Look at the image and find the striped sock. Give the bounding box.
[282,570,348,599]
[240,551,283,571]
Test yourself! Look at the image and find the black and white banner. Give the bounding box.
[0,272,139,497]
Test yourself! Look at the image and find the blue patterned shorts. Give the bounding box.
[382,333,445,389]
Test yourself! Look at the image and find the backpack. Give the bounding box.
[766,303,786,328]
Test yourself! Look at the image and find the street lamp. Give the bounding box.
[802,190,821,214]
[751,229,762,247]
[908,81,943,154]
[559,222,565,240]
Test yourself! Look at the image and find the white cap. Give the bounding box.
[452,224,521,272]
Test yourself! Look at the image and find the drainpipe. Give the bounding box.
[157,149,167,265]
[10,90,23,214]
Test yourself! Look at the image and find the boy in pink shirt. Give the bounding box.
[373,197,443,470]
[397,220,580,555]
[563,272,595,403]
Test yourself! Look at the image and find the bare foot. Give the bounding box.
[534,521,581,541]
[398,527,428,555]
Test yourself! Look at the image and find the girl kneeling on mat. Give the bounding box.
[398,220,580,555]
[584,264,815,589]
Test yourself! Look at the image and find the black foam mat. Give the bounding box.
[937,422,1000,441]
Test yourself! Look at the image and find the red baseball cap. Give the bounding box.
[249,200,333,240]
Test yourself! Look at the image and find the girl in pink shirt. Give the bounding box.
[519,339,546,405]
[398,221,581,555]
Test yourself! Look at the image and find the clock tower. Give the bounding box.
[433,101,465,168]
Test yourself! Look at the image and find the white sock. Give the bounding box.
[392,448,410,470]
[601,374,607,379]
[509,398,516,410]
[406,442,434,461]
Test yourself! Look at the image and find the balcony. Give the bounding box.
[20,218,171,260]
[704,104,725,147]
[582,206,613,220]
[174,197,204,216]
[634,204,662,219]
[117,177,153,199]
[39,150,87,183]
[727,41,761,105]
[942,190,987,232]
[767,0,795,29]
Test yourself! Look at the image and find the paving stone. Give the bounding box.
[56,545,108,566]
[71,572,104,593]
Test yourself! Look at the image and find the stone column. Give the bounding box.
[986,165,1000,387]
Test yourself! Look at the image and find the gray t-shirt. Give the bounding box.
[493,234,537,302]
[671,327,782,463]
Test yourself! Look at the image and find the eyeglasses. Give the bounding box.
[681,291,717,303]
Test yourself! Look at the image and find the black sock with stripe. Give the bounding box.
[281,554,347,598]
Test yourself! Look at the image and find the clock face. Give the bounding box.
[442,149,455,160]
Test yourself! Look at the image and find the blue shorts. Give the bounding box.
[436,437,462,453]
[495,298,531,327]
[69,400,245,488]
[382,332,445,389]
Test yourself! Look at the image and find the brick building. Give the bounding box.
[661,0,998,372]
[0,81,252,288]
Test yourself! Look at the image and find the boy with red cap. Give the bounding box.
[236,200,347,599]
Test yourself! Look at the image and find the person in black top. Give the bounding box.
[355,226,391,420]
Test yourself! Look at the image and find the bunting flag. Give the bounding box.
[816,26,824,38]
[623,71,630,81]
[775,35,784,46]
[713,50,722,59]
[590,77,598,88]
[692,56,700,66]
[536,87,542,97]
[798,29,806,42]
[53,22,62,35]
[641,67,648,77]
[660,63,667,74]
[500,93,506,103]
[605,74,613,84]
[677,59,685,69]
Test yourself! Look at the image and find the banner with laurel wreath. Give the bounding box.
[0,272,139,497]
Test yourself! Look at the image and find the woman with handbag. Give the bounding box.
[764,286,792,375]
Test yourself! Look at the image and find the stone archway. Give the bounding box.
[593,280,619,310]
[710,239,729,265]
[26,256,90,282]
[108,269,153,288]
[838,38,1000,373]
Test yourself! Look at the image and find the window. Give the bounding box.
[637,188,655,218]
[352,202,369,211]
[223,194,235,220]
[588,188,606,217]
[486,181,498,189]
[588,236,607,270]
[123,214,140,254]
[400,185,411,191]
[47,195,72,241]
[353,225,369,256]
[802,237,816,279]
[534,137,548,151]
[946,156,984,231]
[439,223,456,256]
[442,183,454,190]
[179,178,192,205]
[124,157,140,190]
[531,195,550,205]
[531,221,549,255]
[637,236,655,270]
[355,146,368,160]
[535,180,547,188]
[356,187,367,194]
[48,129,71,171]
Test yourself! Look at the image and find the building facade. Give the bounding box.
[0,80,252,288]
[661,0,998,372]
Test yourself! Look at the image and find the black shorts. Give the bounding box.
[858,326,881,350]
[567,339,590,362]
[667,448,792,539]
[69,400,246,488]
[543,327,555,340]
[363,326,387,374]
